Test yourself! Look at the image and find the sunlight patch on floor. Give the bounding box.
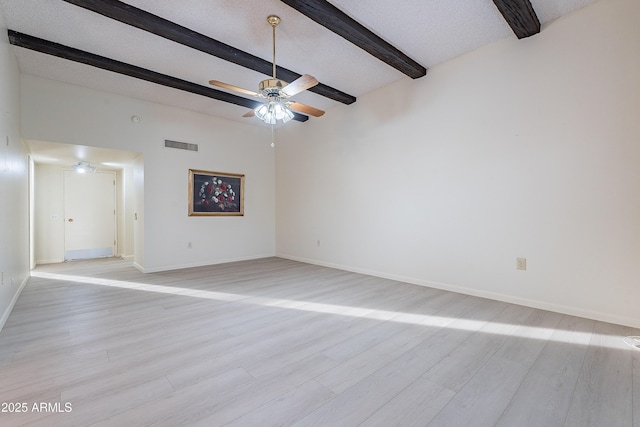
[30,271,608,347]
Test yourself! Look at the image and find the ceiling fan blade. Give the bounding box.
[282,74,318,97]
[209,80,259,97]
[242,109,256,117]
[288,102,325,117]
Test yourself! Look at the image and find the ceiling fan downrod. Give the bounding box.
[267,15,280,79]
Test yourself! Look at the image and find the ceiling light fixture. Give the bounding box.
[209,15,323,124]
[255,94,294,124]
[72,161,96,173]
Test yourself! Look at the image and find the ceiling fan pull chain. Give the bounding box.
[271,124,275,148]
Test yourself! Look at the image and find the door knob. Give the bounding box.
[68,218,74,222]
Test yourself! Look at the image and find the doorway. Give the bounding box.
[63,170,116,261]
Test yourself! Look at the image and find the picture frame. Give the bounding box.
[188,169,244,216]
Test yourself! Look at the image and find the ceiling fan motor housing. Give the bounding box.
[259,78,288,97]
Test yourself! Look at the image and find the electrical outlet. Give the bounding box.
[188,242,192,249]
[516,257,527,271]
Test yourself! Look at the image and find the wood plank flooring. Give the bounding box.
[0,257,638,426]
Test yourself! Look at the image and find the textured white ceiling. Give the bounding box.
[1,0,601,128]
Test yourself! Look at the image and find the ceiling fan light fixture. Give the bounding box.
[72,161,96,173]
[255,98,294,124]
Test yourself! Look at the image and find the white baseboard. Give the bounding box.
[121,255,135,262]
[0,276,29,332]
[277,253,640,329]
[35,258,64,265]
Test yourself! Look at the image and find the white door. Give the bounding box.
[64,170,116,261]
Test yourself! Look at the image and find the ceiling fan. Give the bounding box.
[209,15,325,124]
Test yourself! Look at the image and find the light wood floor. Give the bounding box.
[0,257,638,426]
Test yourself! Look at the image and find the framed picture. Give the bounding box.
[188,169,244,216]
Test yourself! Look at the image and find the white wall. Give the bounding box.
[21,76,276,272]
[276,0,640,327]
[133,154,144,268]
[0,5,29,329]
[120,164,136,260]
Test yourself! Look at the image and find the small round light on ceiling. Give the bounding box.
[131,115,141,123]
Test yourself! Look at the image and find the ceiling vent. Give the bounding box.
[165,139,198,152]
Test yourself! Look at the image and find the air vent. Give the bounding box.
[165,139,198,152]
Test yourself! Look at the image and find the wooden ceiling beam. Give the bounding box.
[62,0,355,105]
[492,0,541,39]
[280,0,426,79]
[7,30,309,122]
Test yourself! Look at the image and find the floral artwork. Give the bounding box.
[188,169,244,216]
[199,178,237,210]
